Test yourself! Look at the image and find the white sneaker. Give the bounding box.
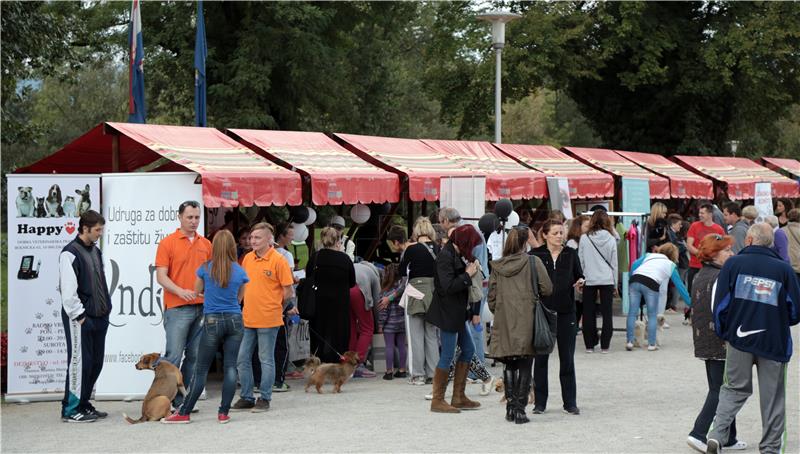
[647,345,659,351]
[686,436,707,453]
[725,440,748,450]
[625,342,634,351]
[663,322,670,329]
[479,377,495,396]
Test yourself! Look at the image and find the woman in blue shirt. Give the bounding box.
[165,230,249,424]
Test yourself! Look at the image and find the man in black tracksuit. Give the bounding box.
[59,210,111,423]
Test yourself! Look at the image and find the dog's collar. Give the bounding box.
[151,357,163,369]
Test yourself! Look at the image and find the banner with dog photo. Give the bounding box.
[6,174,101,401]
[95,173,203,399]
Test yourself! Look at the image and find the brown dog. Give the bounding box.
[123,353,186,424]
[304,351,360,394]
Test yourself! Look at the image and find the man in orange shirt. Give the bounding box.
[155,201,212,408]
[232,222,294,412]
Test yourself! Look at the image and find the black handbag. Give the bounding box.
[297,254,318,320]
[529,256,557,355]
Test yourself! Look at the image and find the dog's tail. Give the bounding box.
[123,413,145,424]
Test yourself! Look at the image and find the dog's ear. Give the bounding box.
[84,184,89,191]
[76,189,82,195]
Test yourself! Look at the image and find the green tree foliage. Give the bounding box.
[503,89,600,147]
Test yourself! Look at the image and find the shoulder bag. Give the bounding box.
[530,256,557,355]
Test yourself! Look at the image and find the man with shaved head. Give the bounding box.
[706,223,800,454]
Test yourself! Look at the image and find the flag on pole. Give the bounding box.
[128,0,146,123]
[194,0,207,127]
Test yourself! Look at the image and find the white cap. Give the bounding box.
[330,215,346,228]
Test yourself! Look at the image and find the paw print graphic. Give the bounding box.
[45,298,54,306]
[52,310,59,318]
[35,312,43,320]
[25,327,33,334]
[64,221,76,235]
[20,346,28,353]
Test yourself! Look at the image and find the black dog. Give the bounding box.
[35,197,47,218]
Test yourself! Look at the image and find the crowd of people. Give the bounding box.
[57,197,799,452]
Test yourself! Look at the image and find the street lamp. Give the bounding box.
[727,140,740,157]
[477,10,521,144]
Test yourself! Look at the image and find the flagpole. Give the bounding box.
[194,0,207,127]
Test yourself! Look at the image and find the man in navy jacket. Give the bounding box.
[707,223,800,454]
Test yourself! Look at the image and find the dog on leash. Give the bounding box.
[304,351,359,394]
[494,378,535,405]
[123,353,187,424]
[633,315,666,348]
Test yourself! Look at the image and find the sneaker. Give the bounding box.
[231,398,255,411]
[663,321,670,329]
[218,413,230,424]
[62,410,98,423]
[161,412,190,424]
[563,406,580,415]
[682,319,690,326]
[585,348,594,354]
[647,345,659,351]
[285,370,304,380]
[687,436,707,453]
[706,438,720,454]
[393,370,408,379]
[409,376,426,386]
[272,383,291,393]
[724,440,747,450]
[425,376,433,385]
[531,406,545,414]
[479,377,495,396]
[383,371,394,380]
[625,342,634,351]
[251,399,270,413]
[601,349,610,354]
[86,405,108,418]
[353,366,376,378]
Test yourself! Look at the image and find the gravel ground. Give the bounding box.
[2,312,798,453]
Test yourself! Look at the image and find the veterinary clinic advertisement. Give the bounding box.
[754,182,773,223]
[6,174,100,400]
[95,173,202,399]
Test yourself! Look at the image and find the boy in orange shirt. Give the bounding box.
[155,201,212,408]
[232,222,294,412]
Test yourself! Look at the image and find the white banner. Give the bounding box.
[95,173,202,399]
[754,182,773,223]
[546,177,573,219]
[439,176,486,227]
[6,174,101,400]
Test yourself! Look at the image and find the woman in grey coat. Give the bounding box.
[488,227,552,424]
[578,210,618,353]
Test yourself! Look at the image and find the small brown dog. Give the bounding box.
[495,378,535,405]
[304,351,360,394]
[123,353,186,424]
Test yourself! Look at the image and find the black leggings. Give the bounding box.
[582,285,614,350]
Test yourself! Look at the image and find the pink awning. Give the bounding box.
[614,150,713,199]
[564,147,670,199]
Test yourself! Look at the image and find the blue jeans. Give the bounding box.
[179,313,243,415]
[467,320,486,380]
[236,326,279,402]
[437,323,475,369]
[627,282,659,346]
[164,304,204,406]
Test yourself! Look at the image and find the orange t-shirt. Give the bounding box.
[241,248,293,328]
[155,229,212,309]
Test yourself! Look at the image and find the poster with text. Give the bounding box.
[6,174,100,400]
[95,173,202,399]
[754,182,773,223]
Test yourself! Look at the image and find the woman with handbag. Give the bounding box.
[425,224,483,413]
[578,210,619,353]
[487,226,553,424]
[399,217,441,386]
[530,220,584,416]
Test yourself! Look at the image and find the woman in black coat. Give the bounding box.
[530,220,584,415]
[425,224,482,414]
[306,227,356,364]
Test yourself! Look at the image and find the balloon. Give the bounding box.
[351,204,371,224]
[478,213,499,235]
[506,211,520,228]
[494,198,513,221]
[304,207,317,225]
[292,222,309,242]
[289,206,309,224]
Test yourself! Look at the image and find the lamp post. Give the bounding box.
[727,140,740,157]
[477,11,521,144]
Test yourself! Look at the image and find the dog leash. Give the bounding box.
[306,324,346,360]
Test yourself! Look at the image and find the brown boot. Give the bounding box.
[430,368,460,413]
[451,362,481,410]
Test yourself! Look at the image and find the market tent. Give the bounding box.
[333,133,474,202]
[721,157,799,198]
[420,139,547,200]
[227,129,400,205]
[492,144,614,199]
[614,150,713,199]
[761,157,800,181]
[673,155,759,200]
[16,122,302,207]
[563,147,670,199]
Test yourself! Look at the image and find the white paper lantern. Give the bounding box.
[292,222,309,242]
[304,207,317,225]
[505,210,520,228]
[351,204,371,224]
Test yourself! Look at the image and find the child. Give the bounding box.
[376,264,407,380]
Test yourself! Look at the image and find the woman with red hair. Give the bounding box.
[425,224,483,414]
